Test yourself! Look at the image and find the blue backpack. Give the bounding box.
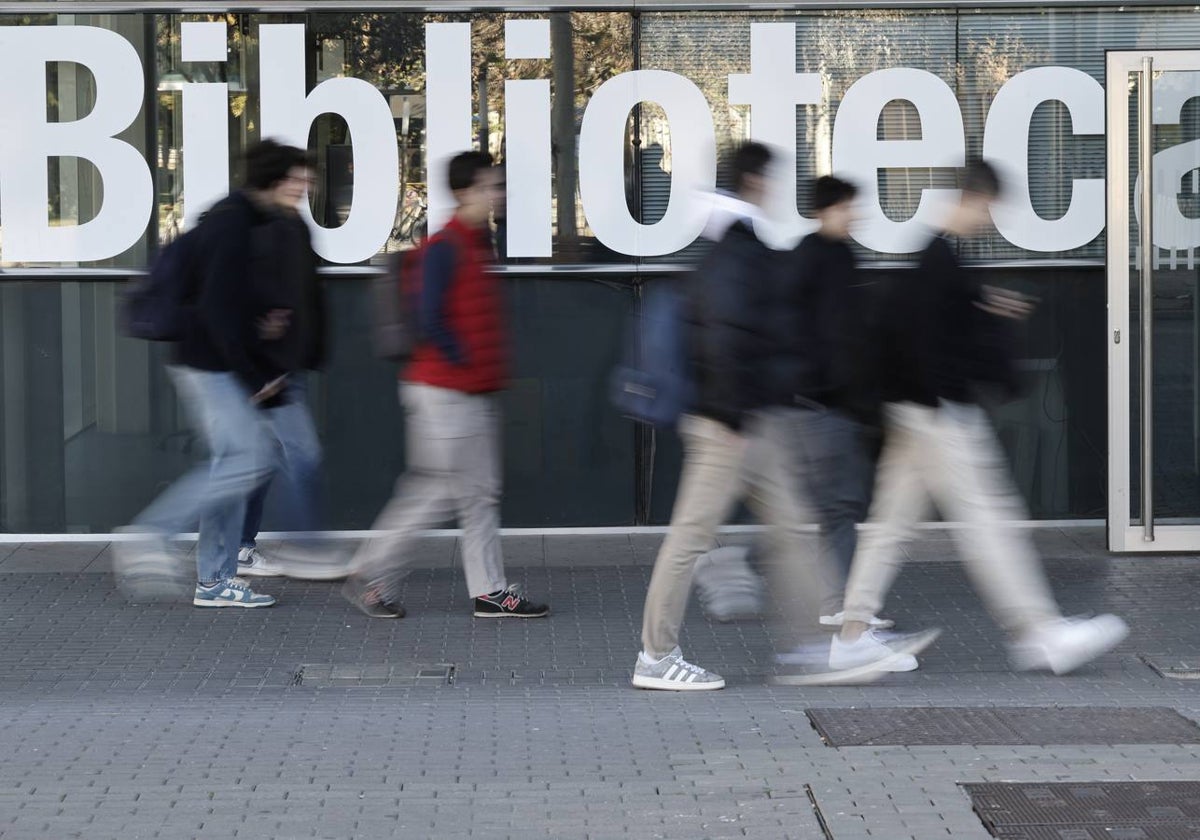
[610,279,694,429]
[119,225,204,342]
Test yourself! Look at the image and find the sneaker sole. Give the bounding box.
[771,660,895,686]
[236,567,284,578]
[193,598,276,608]
[631,674,725,691]
[473,610,549,618]
[778,628,942,685]
[819,617,896,630]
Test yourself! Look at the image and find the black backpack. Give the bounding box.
[371,248,423,363]
[610,278,694,429]
[371,231,462,363]
[119,224,205,342]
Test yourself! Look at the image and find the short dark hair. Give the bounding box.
[448,151,495,192]
[961,159,1002,199]
[243,139,312,191]
[731,142,773,194]
[812,176,858,212]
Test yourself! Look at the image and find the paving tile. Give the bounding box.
[0,543,104,572]
[0,532,1194,839]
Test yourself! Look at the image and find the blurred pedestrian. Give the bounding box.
[771,177,894,635]
[231,206,334,581]
[832,160,1128,675]
[342,151,548,620]
[631,145,922,691]
[115,139,320,607]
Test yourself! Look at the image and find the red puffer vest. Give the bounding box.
[404,216,508,394]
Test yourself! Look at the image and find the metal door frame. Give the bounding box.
[1107,49,1200,551]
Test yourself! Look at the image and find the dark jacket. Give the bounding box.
[684,219,775,431]
[173,192,326,397]
[406,215,508,394]
[769,232,881,424]
[254,213,326,375]
[879,234,1019,406]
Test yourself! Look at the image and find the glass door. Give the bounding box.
[1108,51,1200,551]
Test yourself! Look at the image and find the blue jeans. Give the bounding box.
[240,375,323,549]
[133,367,275,584]
[784,406,874,615]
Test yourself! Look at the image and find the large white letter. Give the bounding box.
[833,68,964,254]
[504,20,552,258]
[728,22,822,246]
[984,67,1104,252]
[0,26,152,262]
[578,70,715,256]
[260,24,398,264]
[425,23,473,235]
[181,21,230,230]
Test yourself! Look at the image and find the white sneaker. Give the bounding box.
[773,629,941,686]
[237,547,284,578]
[820,611,895,630]
[829,630,928,673]
[1010,615,1129,675]
[248,544,349,581]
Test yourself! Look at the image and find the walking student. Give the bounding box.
[233,206,331,580]
[832,160,1128,675]
[631,144,905,692]
[115,139,318,608]
[342,151,547,620]
[770,176,896,643]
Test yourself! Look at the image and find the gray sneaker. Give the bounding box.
[631,647,725,691]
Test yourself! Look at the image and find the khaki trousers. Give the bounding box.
[641,412,822,659]
[352,383,507,600]
[842,401,1060,636]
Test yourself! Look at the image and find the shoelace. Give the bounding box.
[672,657,710,677]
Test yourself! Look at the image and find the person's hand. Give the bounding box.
[977,286,1035,320]
[257,309,292,340]
[251,375,287,405]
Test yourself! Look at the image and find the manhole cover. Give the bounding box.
[992,826,1200,839]
[966,782,1200,839]
[1141,656,1200,680]
[807,707,1200,747]
[294,663,455,687]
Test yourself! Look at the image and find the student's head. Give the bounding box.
[952,159,1003,236]
[812,176,859,239]
[244,139,314,210]
[730,142,773,208]
[448,151,501,226]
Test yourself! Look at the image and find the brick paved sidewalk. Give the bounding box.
[1,527,1198,839]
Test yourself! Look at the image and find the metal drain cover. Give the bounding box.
[1141,656,1200,680]
[992,826,1200,839]
[807,707,1200,747]
[966,782,1200,839]
[295,663,455,687]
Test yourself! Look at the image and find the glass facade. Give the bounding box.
[1,5,1198,532]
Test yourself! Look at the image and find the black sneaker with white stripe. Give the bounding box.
[473,584,548,618]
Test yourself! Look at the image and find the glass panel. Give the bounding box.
[1139,67,1200,524]
[0,277,635,533]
